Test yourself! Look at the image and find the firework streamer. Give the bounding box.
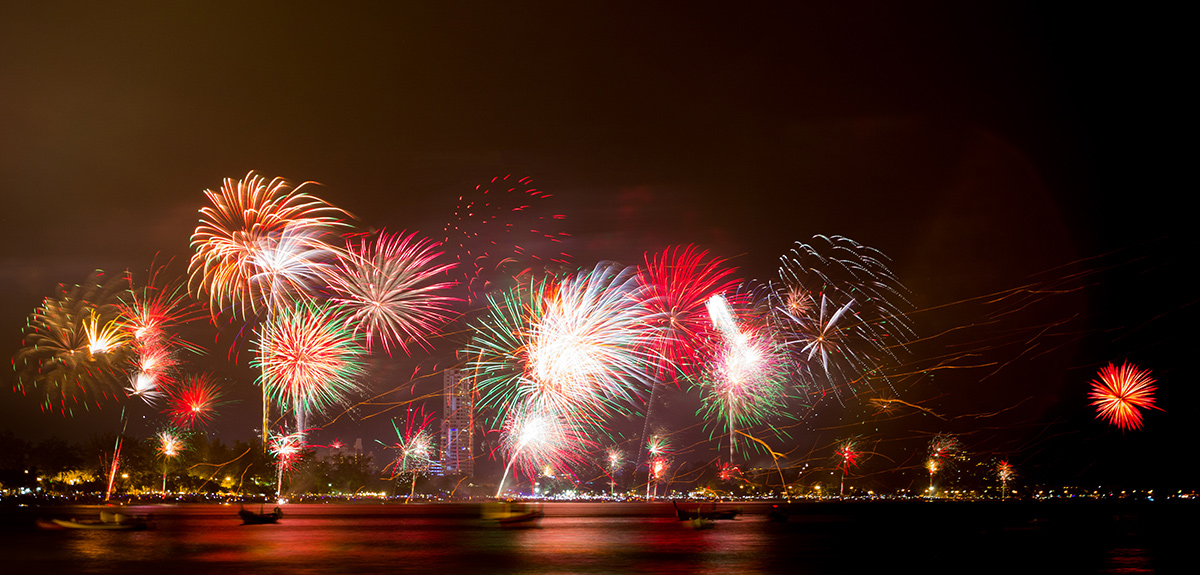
[833,436,863,497]
[467,263,654,485]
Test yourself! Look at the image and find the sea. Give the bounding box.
[0,500,1191,574]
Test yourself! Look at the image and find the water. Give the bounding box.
[1,501,1190,574]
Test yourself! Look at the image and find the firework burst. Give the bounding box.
[833,436,864,496]
[189,172,350,320]
[775,235,913,398]
[253,301,367,429]
[12,270,134,414]
[697,294,790,461]
[383,407,436,502]
[268,429,307,500]
[495,402,592,497]
[324,230,459,356]
[164,373,225,429]
[635,245,740,384]
[1089,361,1160,431]
[467,263,654,428]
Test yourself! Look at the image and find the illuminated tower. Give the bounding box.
[440,369,474,477]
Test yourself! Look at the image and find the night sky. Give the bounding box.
[1,3,1190,491]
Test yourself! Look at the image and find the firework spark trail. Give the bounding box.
[13,270,134,414]
[253,301,367,434]
[605,447,624,495]
[324,230,459,356]
[996,459,1016,497]
[443,175,571,303]
[1089,361,1160,431]
[191,172,351,449]
[699,294,789,463]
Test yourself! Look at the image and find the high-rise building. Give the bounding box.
[440,369,473,476]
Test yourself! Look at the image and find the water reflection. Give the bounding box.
[1,502,1184,574]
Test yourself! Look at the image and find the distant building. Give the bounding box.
[440,369,474,476]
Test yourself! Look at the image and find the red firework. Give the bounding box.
[1089,361,1160,431]
[165,373,224,429]
[635,245,741,383]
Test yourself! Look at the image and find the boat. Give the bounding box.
[42,511,151,531]
[689,517,716,530]
[238,506,283,525]
[482,501,544,527]
[673,500,742,521]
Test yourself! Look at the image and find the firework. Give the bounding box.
[189,172,350,320]
[926,433,961,496]
[605,448,624,495]
[164,373,225,429]
[996,459,1015,497]
[268,429,307,500]
[442,175,571,303]
[253,301,366,430]
[383,406,436,502]
[775,235,913,397]
[1089,361,1159,431]
[156,428,186,493]
[468,263,653,428]
[697,294,790,462]
[635,245,740,384]
[12,270,134,414]
[495,401,591,497]
[324,230,459,356]
[833,436,863,497]
[644,432,672,500]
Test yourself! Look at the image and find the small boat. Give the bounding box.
[483,501,544,528]
[43,511,151,531]
[689,517,716,530]
[239,506,283,525]
[673,500,741,521]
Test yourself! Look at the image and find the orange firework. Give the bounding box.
[1089,361,1160,431]
[189,172,349,320]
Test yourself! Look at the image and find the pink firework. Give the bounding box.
[635,245,741,383]
[324,230,459,356]
[190,172,350,319]
[1089,361,1161,431]
[165,373,224,429]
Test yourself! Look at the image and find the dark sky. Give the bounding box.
[1,3,1190,491]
